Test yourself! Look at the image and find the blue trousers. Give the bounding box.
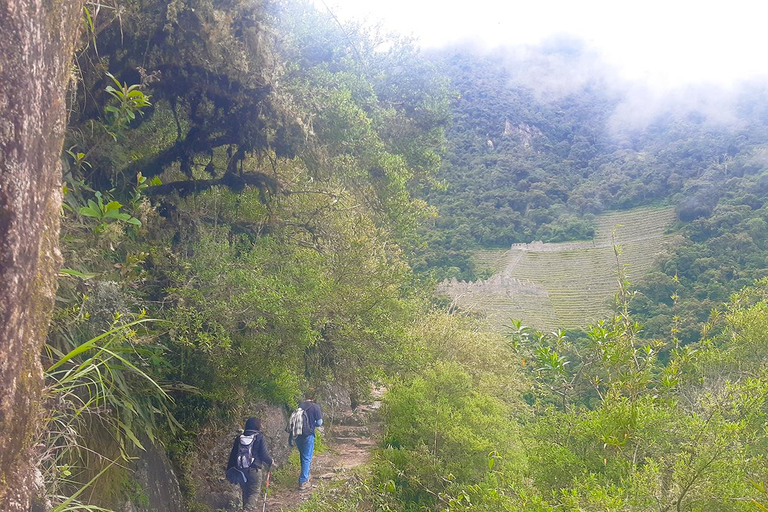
[295,434,315,484]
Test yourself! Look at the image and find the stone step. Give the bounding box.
[337,450,369,458]
[330,426,370,436]
[337,414,368,426]
[330,431,370,439]
[330,433,377,444]
[359,401,383,411]
[331,435,361,442]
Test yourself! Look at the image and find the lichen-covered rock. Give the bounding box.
[125,442,185,512]
[0,0,83,509]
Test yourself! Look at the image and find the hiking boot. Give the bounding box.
[298,482,308,491]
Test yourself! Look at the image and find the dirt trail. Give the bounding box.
[264,393,383,511]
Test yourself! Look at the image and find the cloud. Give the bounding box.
[607,83,744,134]
[327,0,768,89]
[456,36,756,136]
[497,35,622,101]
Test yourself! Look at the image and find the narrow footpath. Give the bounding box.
[265,394,383,511]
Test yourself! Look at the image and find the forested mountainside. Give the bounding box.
[415,45,768,341]
[36,0,451,508]
[5,1,768,511]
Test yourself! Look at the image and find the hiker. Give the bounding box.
[227,417,273,511]
[294,392,323,490]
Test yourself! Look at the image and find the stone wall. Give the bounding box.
[438,274,548,298]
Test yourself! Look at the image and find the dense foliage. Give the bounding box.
[413,46,768,285]
[39,1,768,510]
[48,0,448,507]
[409,44,768,347]
[301,281,768,511]
[635,148,768,341]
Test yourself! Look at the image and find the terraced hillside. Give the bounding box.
[437,206,676,332]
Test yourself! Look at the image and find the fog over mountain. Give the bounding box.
[443,36,767,138]
[413,32,768,346]
[325,0,768,88]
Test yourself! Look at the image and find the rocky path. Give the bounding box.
[264,395,383,511]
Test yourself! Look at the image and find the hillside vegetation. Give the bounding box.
[13,1,768,511]
[439,206,675,331]
[634,147,768,341]
[414,45,768,345]
[38,0,452,508]
[412,47,766,282]
[302,280,768,512]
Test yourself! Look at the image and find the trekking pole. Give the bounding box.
[262,469,271,512]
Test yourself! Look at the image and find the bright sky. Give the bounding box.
[318,0,768,89]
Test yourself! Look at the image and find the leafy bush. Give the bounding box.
[383,362,524,484]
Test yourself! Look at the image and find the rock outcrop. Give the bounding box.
[124,443,185,512]
[0,0,83,509]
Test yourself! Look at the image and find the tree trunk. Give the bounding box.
[0,0,82,509]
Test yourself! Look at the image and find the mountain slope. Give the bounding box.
[439,205,675,331]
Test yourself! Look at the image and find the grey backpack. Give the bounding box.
[236,433,258,469]
[287,407,309,437]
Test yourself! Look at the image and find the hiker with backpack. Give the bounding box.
[287,392,323,490]
[226,417,273,511]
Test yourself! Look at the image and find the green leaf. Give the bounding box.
[83,5,94,33]
[126,217,142,226]
[103,210,131,221]
[106,72,123,89]
[49,460,117,512]
[104,200,123,212]
[123,426,146,451]
[46,319,153,373]
[79,206,101,218]
[59,268,98,280]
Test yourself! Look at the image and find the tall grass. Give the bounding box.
[38,318,175,511]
